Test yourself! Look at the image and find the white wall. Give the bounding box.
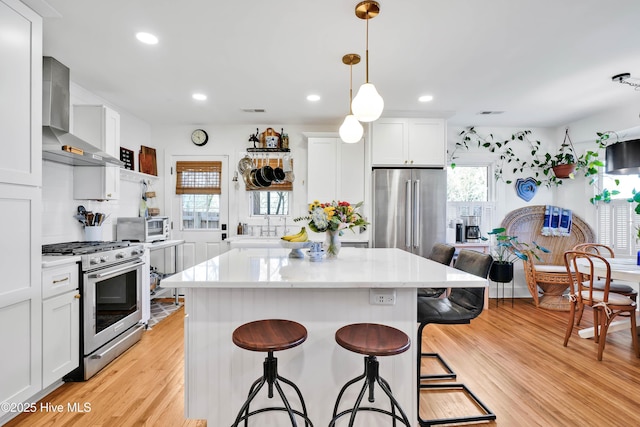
[41,77,343,243]
[557,97,640,228]
[446,97,640,298]
[150,124,337,234]
[41,82,152,244]
[446,125,557,219]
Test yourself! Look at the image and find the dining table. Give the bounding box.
[574,257,640,338]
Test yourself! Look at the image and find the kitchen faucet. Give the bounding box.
[261,215,273,237]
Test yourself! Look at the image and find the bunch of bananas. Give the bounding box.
[281,227,308,242]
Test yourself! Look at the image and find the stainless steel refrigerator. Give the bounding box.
[372,168,447,257]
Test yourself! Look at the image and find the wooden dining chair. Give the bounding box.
[563,251,640,361]
[572,243,614,257]
[572,243,638,311]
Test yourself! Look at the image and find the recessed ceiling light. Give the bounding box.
[418,95,434,103]
[192,93,207,101]
[306,94,321,102]
[136,32,158,45]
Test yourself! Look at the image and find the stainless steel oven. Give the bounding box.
[43,241,146,380]
[83,256,144,353]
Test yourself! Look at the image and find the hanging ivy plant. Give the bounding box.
[451,127,614,194]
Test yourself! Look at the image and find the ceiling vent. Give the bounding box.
[477,111,504,115]
[241,108,266,113]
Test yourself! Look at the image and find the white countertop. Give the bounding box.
[162,247,488,289]
[142,239,185,250]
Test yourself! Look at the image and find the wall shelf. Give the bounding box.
[120,168,159,182]
[246,148,290,152]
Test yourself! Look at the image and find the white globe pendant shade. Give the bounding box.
[339,114,364,143]
[351,82,384,122]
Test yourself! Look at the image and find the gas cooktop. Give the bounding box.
[42,241,132,256]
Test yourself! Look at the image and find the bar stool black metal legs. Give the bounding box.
[329,323,411,427]
[230,319,313,427]
[417,250,496,426]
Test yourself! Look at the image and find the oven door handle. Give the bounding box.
[88,261,145,279]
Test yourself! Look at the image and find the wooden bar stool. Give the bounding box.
[231,319,313,427]
[329,323,411,427]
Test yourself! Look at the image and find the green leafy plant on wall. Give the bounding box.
[449,127,615,197]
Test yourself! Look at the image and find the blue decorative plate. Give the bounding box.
[515,177,538,202]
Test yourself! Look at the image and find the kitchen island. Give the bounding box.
[161,247,488,426]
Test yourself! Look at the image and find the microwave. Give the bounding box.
[116,216,169,242]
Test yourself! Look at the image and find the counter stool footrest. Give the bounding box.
[329,356,411,427]
[418,382,496,427]
[420,352,456,380]
[231,352,313,427]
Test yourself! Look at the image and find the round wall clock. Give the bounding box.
[191,129,209,146]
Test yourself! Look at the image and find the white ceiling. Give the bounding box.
[34,0,640,128]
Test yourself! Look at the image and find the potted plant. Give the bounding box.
[543,128,579,179]
[487,227,550,282]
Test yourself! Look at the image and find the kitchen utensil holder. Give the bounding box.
[84,226,103,241]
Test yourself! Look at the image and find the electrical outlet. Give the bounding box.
[370,289,396,305]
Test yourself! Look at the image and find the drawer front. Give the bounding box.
[42,263,79,299]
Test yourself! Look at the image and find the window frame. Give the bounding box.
[446,162,496,235]
[249,190,292,217]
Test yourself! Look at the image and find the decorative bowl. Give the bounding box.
[279,240,311,258]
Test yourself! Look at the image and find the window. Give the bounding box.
[447,165,495,233]
[597,172,640,256]
[447,166,488,202]
[175,161,221,230]
[251,191,290,216]
[246,157,292,216]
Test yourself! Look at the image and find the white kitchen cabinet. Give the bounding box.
[371,118,446,167]
[42,290,80,388]
[41,262,80,389]
[0,0,42,422]
[306,136,365,205]
[72,104,121,200]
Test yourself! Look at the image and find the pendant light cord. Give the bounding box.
[349,62,354,114]
[365,15,370,83]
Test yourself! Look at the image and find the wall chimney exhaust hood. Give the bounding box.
[42,57,123,167]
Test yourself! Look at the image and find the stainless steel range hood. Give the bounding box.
[42,57,123,166]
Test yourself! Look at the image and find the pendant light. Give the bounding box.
[606,139,640,175]
[339,54,364,143]
[351,0,384,122]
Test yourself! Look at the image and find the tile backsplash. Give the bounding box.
[42,161,144,244]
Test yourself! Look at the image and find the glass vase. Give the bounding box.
[325,230,341,257]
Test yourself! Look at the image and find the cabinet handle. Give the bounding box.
[410,160,414,164]
[52,277,69,284]
[74,294,81,299]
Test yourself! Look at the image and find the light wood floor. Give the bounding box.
[5,299,640,426]
[4,303,205,427]
[420,299,640,426]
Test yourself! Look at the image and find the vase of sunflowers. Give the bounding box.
[295,200,368,258]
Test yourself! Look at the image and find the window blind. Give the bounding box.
[597,200,640,256]
[175,161,222,195]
